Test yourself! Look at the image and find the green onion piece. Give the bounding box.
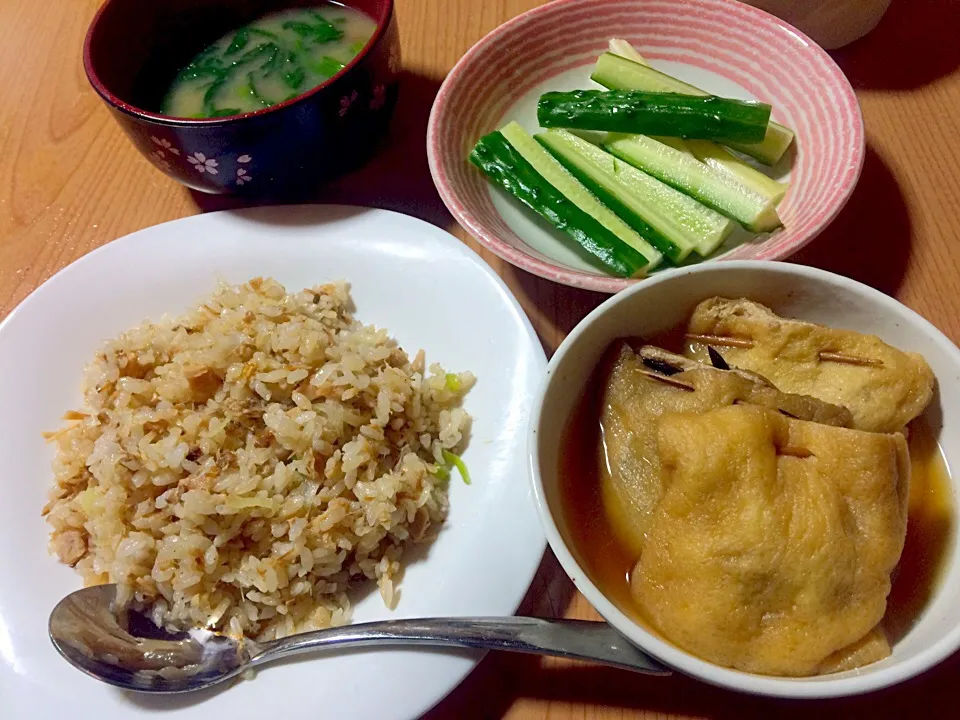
[203,74,230,113]
[248,27,279,40]
[349,39,367,54]
[260,47,290,75]
[209,107,242,117]
[313,55,346,78]
[283,66,306,89]
[442,450,472,485]
[432,465,451,482]
[445,373,461,392]
[247,72,271,107]
[235,82,256,101]
[225,28,249,55]
[308,11,344,38]
[283,18,343,44]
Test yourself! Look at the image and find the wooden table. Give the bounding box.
[2,0,958,717]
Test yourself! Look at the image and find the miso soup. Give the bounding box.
[162,3,377,119]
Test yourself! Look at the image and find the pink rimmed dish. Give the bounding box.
[427,0,865,293]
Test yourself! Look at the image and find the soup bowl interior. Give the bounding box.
[531,261,960,698]
[86,0,390,117]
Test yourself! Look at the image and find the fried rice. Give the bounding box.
[43,278,474,640]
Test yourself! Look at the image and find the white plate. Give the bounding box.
[0,206,547,719]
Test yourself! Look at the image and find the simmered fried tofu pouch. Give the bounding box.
[599,343,852,554]
[632,404,909,676]
[686,297,935,433]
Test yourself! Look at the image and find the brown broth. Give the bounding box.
[885,417,955,641]
[558,340,955,643]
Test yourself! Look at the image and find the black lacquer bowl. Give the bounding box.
[84,0,400,195]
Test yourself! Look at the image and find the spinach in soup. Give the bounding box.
[162,4,376,118]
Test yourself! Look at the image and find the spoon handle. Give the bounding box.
[254,617,669,675]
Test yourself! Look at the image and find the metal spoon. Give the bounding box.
[49,584,669,693]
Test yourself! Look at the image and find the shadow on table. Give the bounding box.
[188,70,452,228]
[427,622,960,720]
[831,0,960,91]
[483,645,960,720]
[791,143,912,297]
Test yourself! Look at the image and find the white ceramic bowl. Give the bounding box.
[529,261,960,698]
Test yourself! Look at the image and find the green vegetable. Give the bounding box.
[592,52,795,165]
[162,8,374,119]
[500,122,662,269]
[247,72,272,106]
[684,140,788,205]
[538,129,734,259]
[283,15,343,44]
[283,66,306,89]
[313,55,346,78]
[202,73,232,113]
[469,129,651,277]
[225,29,250,55]
[309,11,341,31]
[445,373,461,392]
[604,134,782,233]
[248,27,280,40]
[442,450,472,485]
[601,44,789,205]
[235,42,280,71]
[537,90,771,144]
[209,107,242,117]
[349,39,367,54]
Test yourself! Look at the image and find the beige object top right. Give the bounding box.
[741,0,893,48]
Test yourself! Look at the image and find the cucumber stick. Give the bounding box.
[608,38,647,65]
[469,130,649,277]
[592,52,794,165]
[538,90,771,143]
[604,134,782,232]
[651,135,696,157]
[684,140,789,204]
[537,129,734,258]
[499,122,662,269]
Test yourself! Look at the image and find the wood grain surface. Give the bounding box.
[2,0,959,717]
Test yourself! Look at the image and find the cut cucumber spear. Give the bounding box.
[608,38,647,65]
[470,123,666,276]
[603,43,789,205]
[469,130,649,277]
[537,129,734,259]
[684,140,789,204]
[538,90,771,143]
[498,122,662,270]
[604,134,782,233]
[592,52,795,165]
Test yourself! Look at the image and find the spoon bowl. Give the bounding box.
[49,584,669,693]
[49,584,256,693]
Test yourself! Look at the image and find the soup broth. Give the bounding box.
[559,335,954,653]
[162,3,376,118]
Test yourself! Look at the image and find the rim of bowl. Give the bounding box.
[426,0,865,294]
[82,0,395,125]
[528,260,960,698]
